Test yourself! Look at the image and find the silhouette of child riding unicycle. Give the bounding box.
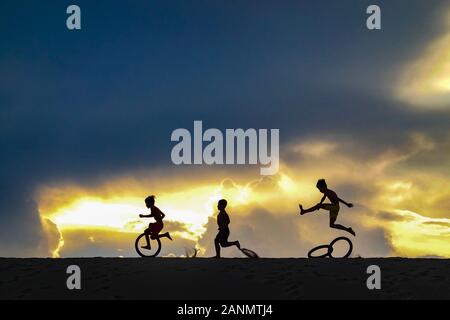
[135,195,172,257]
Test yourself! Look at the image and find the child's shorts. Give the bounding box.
[321,203,340,220]
[215,228,230,246]
[147,221,163,235]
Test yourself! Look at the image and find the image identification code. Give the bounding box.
[177,304,273,318]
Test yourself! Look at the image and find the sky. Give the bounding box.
[1,0,450,258]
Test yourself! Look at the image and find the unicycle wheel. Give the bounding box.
[135,233,162,257]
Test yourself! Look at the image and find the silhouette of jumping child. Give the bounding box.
[214,199,241,258]
[139,195,172,250]
[299,179,356,236]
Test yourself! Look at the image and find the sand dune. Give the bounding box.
[0,258,448,300]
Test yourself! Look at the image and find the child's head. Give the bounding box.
[145,195,155,208]
[316,179,327,192]
[217,199,227,211]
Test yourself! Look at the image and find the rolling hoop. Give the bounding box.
[307,236,353,258]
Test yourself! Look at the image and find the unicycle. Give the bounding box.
[135,233,162,257]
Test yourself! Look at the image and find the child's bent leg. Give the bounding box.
[221,240,240,249]
[157,232,173,241]
[329,218,356,236]
[142,229,151,249]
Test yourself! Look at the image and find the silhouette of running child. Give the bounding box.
[214,199,241,258]
[299,179,356,236]
[139,195,172,250]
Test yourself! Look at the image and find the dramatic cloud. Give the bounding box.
[384,210,450,257]
[395,8,450,110]
[34,131,450,258]
[1,1,450,258]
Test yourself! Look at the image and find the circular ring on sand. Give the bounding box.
[329,237,352,258]
[307,244,333,258]
[307,236,353,258]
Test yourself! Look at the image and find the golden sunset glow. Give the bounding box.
[387,210,450,257]
[36,136,450,259]
[395,13,450,109]
[38,175,283,257]
[50,199,143,230]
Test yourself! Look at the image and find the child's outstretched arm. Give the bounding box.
[139,213,152,218]
[338,197,353,208]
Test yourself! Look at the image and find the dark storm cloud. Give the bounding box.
[0,186,54,257]
[1,0,450,255]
